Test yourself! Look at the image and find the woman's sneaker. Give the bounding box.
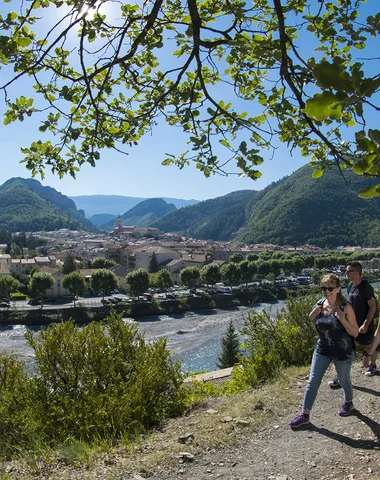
[288,413,310,428]
[338,401,354,417]
[328,376,341,389]
[365,364,377,376]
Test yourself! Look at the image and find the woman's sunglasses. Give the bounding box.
[321,286,335,292]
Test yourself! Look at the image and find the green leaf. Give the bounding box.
[359,186,380,199]
[313,61,353,92]
[312,169,324,179]
[369,129,380,145]
[305,92,343,121]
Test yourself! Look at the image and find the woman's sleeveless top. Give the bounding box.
[315,298,355,360]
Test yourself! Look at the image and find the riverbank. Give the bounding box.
[0,283,293,326]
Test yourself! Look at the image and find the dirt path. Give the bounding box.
[152,366,380,480]
[2,364,379,480]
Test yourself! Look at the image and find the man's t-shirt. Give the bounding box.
[346,279,377,331]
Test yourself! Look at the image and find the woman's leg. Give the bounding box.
[333,352,355,403]
[302,350,331,413]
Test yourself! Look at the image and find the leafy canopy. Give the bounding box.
[1,1,380,195]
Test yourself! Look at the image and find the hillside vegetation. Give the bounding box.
[152,167,380,247]
[236,166,380,247]
[0,178,97,232]
[90,213,117,227]
[101,198,177,230]
[152,190,255,240]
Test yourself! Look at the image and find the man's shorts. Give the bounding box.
[356,330,374,346]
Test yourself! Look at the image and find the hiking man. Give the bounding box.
[329,261,378,388]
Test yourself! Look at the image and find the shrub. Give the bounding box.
[26,312,188,442]
[0,354,38,457]
[235,293,319,388]
[0,312,188,458]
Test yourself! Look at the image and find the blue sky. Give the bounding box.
[0,0,377,201]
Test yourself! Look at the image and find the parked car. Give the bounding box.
[0,301,10,308]
[28,299,41,305]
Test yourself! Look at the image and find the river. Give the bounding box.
[0,301,287,374]
[2,280,379,374]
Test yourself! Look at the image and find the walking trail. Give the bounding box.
[152,364,380,480]
[2,364,379,480]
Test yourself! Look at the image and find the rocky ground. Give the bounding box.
[2,364,379,480]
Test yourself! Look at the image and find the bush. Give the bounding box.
[0,354,39,457]
[0,312,188,458]
[235,293,319,388]
[26,312,187,442]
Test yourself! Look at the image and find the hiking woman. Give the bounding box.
[289,274,359,428]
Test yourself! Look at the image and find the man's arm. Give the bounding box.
[358,297,377,334]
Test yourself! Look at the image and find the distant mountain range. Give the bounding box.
[152,166,380,247]
[2,167,379,247]
[70,194,198,218]
[0,178,97,232]
[100,198,177,230]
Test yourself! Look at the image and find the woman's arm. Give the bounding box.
[335,303,359,338]
[309,304,322,324]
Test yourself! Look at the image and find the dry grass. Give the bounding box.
[0,365,310,480]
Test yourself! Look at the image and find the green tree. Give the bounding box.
[90,269,118,300]
[217,321,241,369]
[10,243,22,259]
[0,276,19,299]
[238,260,252,287]
[2,2,379,195]
[154,269,173,294]
[179,267,200,289]
[125,268,150,298]
[229,253,244,264]
[220,263,240,286]
[200,264,221,289]
[91,257,116,269]
[62,271,87,307]
[62,255,77,275]
[148,252,160,273]
[28,272,54,308]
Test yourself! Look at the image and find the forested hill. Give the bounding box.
[235,165,380,247]
[100,198,177,230]
[151,167,380,247]
[151,190,256,240]
[0,178,97,232]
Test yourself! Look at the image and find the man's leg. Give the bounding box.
[358,332,377,376]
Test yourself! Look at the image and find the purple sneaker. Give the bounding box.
[338,401,354,417]
[365,364,377,377]
[288,413,310,428]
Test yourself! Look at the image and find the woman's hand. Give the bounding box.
[309,304,322,323]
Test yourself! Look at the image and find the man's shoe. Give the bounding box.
[365,364,377,377]
[288,413,310,428]
[338,401,354,417]
[328,376,342,389]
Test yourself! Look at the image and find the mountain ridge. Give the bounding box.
[70,194,198,218]
[100,198,177,230]
[0,178,97,232]
[151,166,380,247]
